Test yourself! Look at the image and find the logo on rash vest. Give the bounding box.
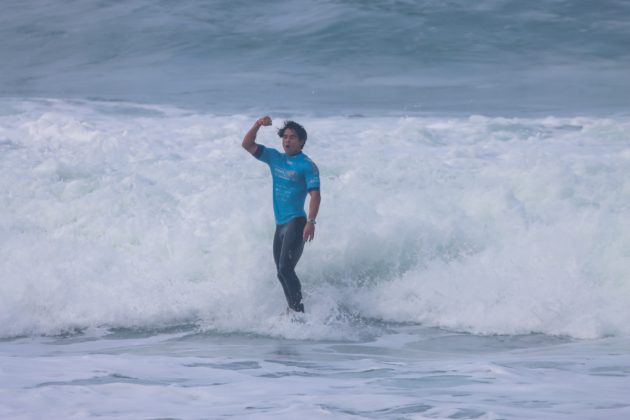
[274,167,299,181]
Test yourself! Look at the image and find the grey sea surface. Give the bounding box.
[2,324,630,419]
[2,0,629,116]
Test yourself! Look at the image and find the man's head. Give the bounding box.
[278,120,307,155]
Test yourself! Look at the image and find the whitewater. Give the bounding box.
[1,98,629,340]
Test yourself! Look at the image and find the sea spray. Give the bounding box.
[1,100,629,339]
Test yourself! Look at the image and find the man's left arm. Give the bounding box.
[303,189,321,242]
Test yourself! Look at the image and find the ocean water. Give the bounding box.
[2,0,630,115]
[2,1,630,419]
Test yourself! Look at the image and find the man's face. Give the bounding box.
[282,128,304,156]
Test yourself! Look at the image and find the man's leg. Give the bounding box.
[277,217,306,312]
[273,224,292,306]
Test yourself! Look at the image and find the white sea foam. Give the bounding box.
[1,99,629,339]
[2,331,630,419]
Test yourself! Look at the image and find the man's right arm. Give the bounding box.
[242,116,272,156]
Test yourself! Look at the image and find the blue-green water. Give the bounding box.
[1,0,629,115]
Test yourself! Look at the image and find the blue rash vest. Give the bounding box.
[254,145,320,225]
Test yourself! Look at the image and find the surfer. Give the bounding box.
[242,117,321,313]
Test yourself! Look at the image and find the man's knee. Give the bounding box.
[277,262,296,280]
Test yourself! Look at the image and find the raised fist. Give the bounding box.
[257,116,272,127]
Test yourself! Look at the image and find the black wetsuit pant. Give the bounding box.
[273,216,306,312]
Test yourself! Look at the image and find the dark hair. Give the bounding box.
[277,120,307,145]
